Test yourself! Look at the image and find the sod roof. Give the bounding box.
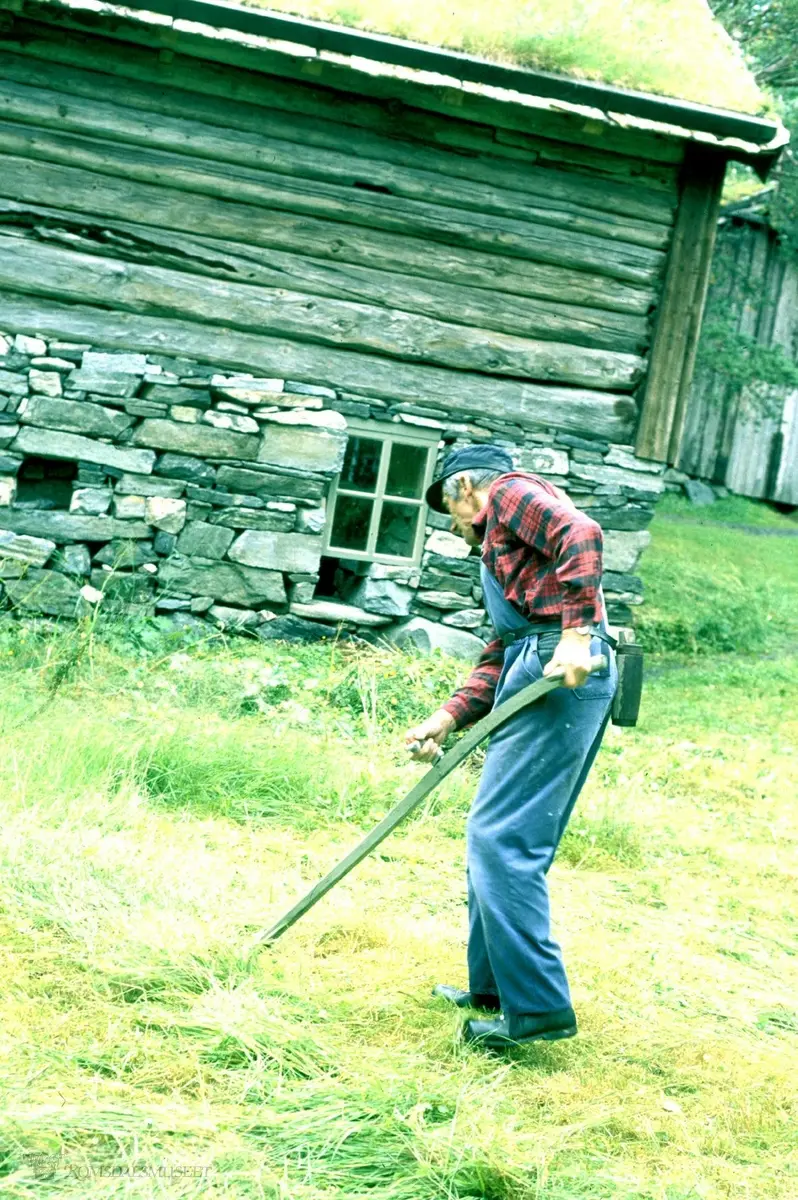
[244,0,767,115]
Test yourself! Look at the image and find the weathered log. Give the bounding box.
[0,291,639,441]
[24,210,651,351]
[7,14,685,175]
[490,127,679,186]
[0,122,667,284]
[178,234,655,349]
[0,77,672,251]
[2,191,655,321]
[0,154,664,315]
[0,47,678,225]
[0,232,645,389]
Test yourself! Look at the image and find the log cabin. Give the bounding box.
[0,0,786,650]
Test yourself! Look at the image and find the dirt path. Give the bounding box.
[661,514,798,537]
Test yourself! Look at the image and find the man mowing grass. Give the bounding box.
[406,446,617,1051]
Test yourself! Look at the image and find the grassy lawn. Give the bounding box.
[637,493,798,654]
[0,496,796,1198]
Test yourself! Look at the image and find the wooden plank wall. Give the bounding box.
[0,9,686,446]
[776,390,798,503]
[634,147,726,464]
[680,217,798,505]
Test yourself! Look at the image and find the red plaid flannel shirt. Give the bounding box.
[442,472,604,729]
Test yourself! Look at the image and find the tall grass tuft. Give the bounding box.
[131,715,384,827]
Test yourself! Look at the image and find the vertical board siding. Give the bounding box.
[765,265,798,505]
[634,147,726,465]
[776,391,798,504]
[679,371,728,479]
[682,216,798,503]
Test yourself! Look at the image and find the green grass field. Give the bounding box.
[637,493,798,654]
[0,496,796,1198]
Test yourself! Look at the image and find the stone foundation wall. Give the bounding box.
[0,333,665,655]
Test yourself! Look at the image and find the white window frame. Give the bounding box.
[323,420,440,566]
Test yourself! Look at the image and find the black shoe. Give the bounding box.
[462,1008,577,1050]
[432,984,501,1012]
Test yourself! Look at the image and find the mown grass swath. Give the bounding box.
[0,494,796,1197]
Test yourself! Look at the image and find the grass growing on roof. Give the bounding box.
[244,0,767,115]
[0,499,796,1197]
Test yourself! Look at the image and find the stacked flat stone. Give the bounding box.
[0,340,341,628]
[0,333,666,652]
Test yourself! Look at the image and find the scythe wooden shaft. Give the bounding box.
[250,655,608,948]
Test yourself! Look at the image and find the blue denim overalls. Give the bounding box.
[465,565,617,1026]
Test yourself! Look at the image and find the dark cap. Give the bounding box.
[425,445,514,513]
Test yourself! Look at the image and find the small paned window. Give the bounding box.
[324,423,439,564]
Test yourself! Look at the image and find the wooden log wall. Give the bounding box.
[680,217,798,505]
[0,8,688,446]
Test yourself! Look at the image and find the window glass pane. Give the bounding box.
[329,494,373,552]
[385,442,428,499]
[339,437,382,493]
[375,501,419,558]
